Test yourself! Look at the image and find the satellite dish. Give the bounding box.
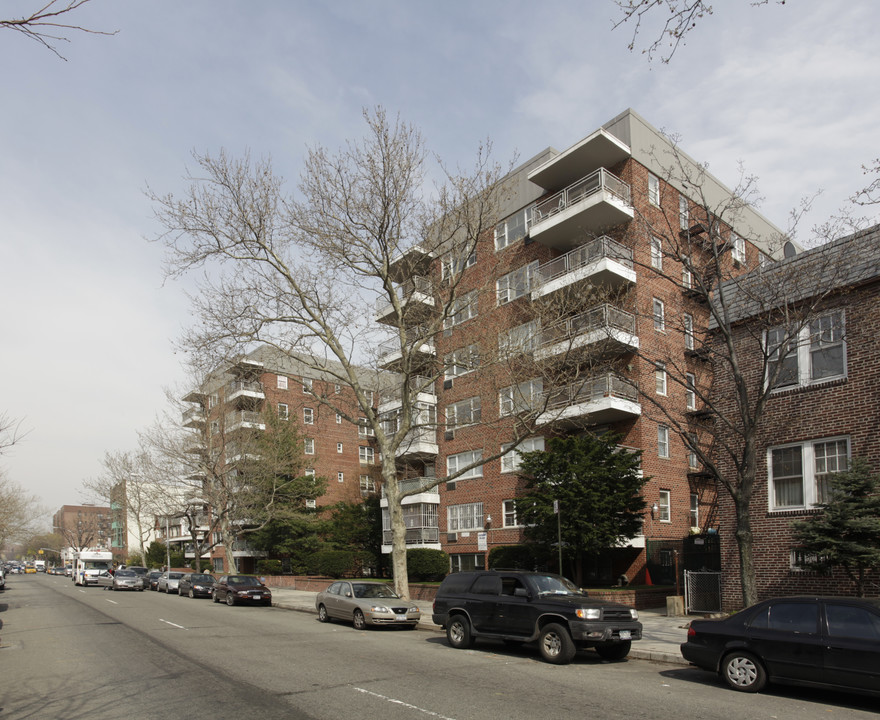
[783,241,797,258]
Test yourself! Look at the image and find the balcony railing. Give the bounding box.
[225,409,265,430]
[535,235,633,286]
[539,304,636,348]
[377,333,435,359]
[544,373,639,410]
[374,276,434,314]
[226,379,264,399]
[380,376,436,405]
[181,406,205,427]
[381,477,440,498]
[531,168,631,222]
[382,527,441,545]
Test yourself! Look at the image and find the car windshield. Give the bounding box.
[191,574,213,582]
[229,576,261,586]
[115,570,136,577]
[352,583,398,599]
[530,574,582,596]
[169,573,185,579]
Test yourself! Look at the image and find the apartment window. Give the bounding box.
[769,437,849,510]
[658,489,671,522]
[444,343,480,378]
[679,195,689,230]
[303,407,314,424]
[651,236,663,270]
[497,261,539,305]
[683,313,695,350]
[767,311,845,389]
[336,413,342,424]
[359,475,376,496]
[448,502,484,532]
[501,436,545,473]
[731,233,746,264]
[502,499,518,527]
[335,383,341,394]
[337,472,344,483]
[304,438,315,455]
[213,558,224,573]
[790,548,828,572]
[302,377,313,393]
[759,252,772,268]
[305,499,317,509]
[209,393,218,409]
[447,449,483,479]
[655,363,667,396]
[277,403,289,420]
[495,205,533,251]
[498,320,540,357]
[499,378,543,416]
[686,432,699,469]
[445,290,478,330]
[685,373,697,410]
[441,249,476,279]
[277,375,288,390]
[365,390,375,407]
[359,446,375,465]
[337,442,343,454]
[658,425,670,458]
[653,298,665,331]
[358,419,375,437]
[447,396,481,429]
[682,256,693,289]
[690,493,699,528]
[305,468,315,479]
[648,173,660,206]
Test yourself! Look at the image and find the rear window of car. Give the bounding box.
[826,603,880,639]
[750,602,819,634]
[439,573,476,595]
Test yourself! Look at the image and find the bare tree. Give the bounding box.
[0,471,43,549]
[0,412,28,454]
[2,0,116,60]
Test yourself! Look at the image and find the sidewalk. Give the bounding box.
[269,587,691,665]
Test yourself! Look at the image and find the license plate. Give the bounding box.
[395,614,407,620]
[619,630,631,640]
[252,595,261,599]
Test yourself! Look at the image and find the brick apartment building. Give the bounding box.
[52,504,112,554]
[378,108,787,584]
[712,225,880,608]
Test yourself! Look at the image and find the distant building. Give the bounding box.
[52,504,112,553]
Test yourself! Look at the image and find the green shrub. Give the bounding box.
[488,544,538,571]
[257,559,283,575]
[310,549,358,577]
[406,548,449,581]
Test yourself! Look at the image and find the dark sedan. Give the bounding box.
[146,570,163,590]
[178,572,216,598]
[212,575,272,606]
[681,596,880,695]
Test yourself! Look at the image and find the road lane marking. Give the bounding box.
[159,619,187,630]
[105,599,118,604]
[353,687,456,720]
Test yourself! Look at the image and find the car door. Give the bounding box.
[490,575,534,636]
[465,575,503,633]
[746,600,824,684]
[323,582,344,619]
[821,601,880,692]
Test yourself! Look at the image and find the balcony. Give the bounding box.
[226,379,265,405]
[225,409,266,432]
[181,406,206,428]
[377,332,436,371]
[183,433,206,455]
[388,245,435,284]
[535,304,638,361]
[532,236,635,299]
[538,373,640,426]
[529,169,633,250]
[377,376,436,411]
[380,403,439,461]
[380,476,440,501]
[374,276,436,326]
[528,128,632,191]
[380,494,440,553]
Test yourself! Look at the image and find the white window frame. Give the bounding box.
[303,407,314,424]
[685,373,696,411]
[502,499,519,528]
[655,363,667,396]
[358,419,375,437]
[445,290,478,330]
[495,205,533,251]
[441,248,476,280]
[686,432,699,469]
[337,472,344,483]
[500,436,545,473]
[681,256,693,289]
[658,425,670,459]
[359,475,375,495]
[444,343,480,379]
[498,320,540,358]
[679,195,689,230]
[337,442,343,454]
[359,446,375,465]
[648,173,660,207]
[277,375,288,390]
[651,236,663,270]
[767,311,846,390]
[496,261,539,305]
[499,378,543,416]
[447,449,483,479]
[684,313,694,350]
[731,233,746,264]
[690,492,699,528]
[336,413,343,424]
[658,489,671,522]
[302,377,313,393]
[277,403,289,420]
[653,298,665,332]
[304,438,315,455]
[768,436,849,511]
[447,502,484,532]
[447,396,481,429]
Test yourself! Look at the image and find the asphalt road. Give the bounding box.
[1,574,876,720]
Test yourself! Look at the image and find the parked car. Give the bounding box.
[177,572,216,598]
[97,568,144,591]
[146,570,163,590]
[212,575,272,606]
[431,570,641,665]
[157,571,190,594]
[680,596,880,694]
[316,581,420,629]
[124,566,150,589]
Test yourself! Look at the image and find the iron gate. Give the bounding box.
[684,570,721,613]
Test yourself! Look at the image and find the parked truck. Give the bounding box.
[72,550,113,586]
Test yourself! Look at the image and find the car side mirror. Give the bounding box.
[345,591,352,597]
[514,587,529,598]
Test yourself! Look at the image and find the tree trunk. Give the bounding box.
[735,495,757,607]
[383,457,411,600]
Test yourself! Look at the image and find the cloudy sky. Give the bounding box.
[1,0,877,521]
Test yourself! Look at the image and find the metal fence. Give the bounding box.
[685,570,722,613]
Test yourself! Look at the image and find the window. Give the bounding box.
[759,252,772,268]
[653,298,665,331]
[750,602,818,634]
[789,547,828,572]
[502,500,518,527]
[500,436,545,473]
[826,604,880,639]
[441,248,476,279]
[336,413,342,424]
[497,261,539,305]
[690,492,699,528]
[444,343,480,378]
[686,432,699,469]
[337,472,344,483]
[658,425,670,458]
[359,475,375,496]
[767,311,845,389]
[213,558,224,573]
[445,290,478,330]
[655,363,667,396]
[305,468,316,479]
[448,502,484,532]
[685,373,696,410]
[277,375,288,390]
[499,378,543,416]
[658,489,671,522]
[305,499,317,509]
[358,419,375,437]
[648,173,660,206]
[335,383,341,394]
[209,393,218,409]
[679,195,689,230]
[651,236,663,270]
[447,449,483,479]
[498,320,540,357]
[447,396,481,429]
[769,437,849,510]
[359,446,375,465]
[732,233,746,264]
[681,256,693,289]
[684,313,694,350]
[449,553,484,573]
[304,438,315,455]
[495,205,533,251]
[303,407,314,424]
[302,377,313,393]
[365,390,375,407]
[277,403,289,420]
[337,442,343,454]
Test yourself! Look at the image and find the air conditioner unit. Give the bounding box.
[443,378,453,390]
[447,533,457,543]
[446,481,457,491]
[444,429,455,441]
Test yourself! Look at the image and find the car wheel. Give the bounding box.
[722,651,767,693]
[189,589,195,598]
[595,641,631,661]
[446,615,475,649]
[538,623,576,665]
[226,593,236,607]
[212,591,219,603]
[352,609,367,630]
[317,604,331,623]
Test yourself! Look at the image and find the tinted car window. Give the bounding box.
[439,573,475,594]
[826,604,880,639]
[751,602,818,633]
[471,575,502,595]
[327,582,341,595]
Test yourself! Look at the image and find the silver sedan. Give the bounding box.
[157,571,190,594]
[316,581,420,629]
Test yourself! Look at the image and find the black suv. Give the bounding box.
[432,570,642,664]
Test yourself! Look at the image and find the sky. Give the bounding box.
[1,0,878,525]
